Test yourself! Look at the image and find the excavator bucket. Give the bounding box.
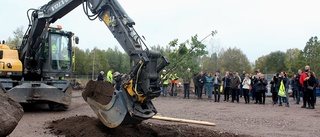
[82,80,157,128]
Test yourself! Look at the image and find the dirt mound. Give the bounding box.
[48,115,248,137]
[82,80,115,105]
[0,94,24,136]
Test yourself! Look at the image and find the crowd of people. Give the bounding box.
[160,65,318,109]
[96,65,318,110]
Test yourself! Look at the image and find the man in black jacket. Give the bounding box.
[295,69,302,104]
[222,71,231,102]
[196,71,206,99]
[256,74,268,104]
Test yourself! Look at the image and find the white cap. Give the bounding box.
[114,71,120,76]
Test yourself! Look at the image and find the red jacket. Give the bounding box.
[299,72,307,87]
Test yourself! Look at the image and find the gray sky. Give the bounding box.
[1,0,320,62]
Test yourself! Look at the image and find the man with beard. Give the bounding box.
[300,65,310,108]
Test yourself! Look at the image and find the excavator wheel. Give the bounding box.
[48,102,69,111]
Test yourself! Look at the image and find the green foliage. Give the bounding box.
[6,26,24,48]
[218,47,251,74]
[265,51,287,73]
[167,35,208,77]
[254,55,267,73]
[284,48,300,76]
[301,36,320,75]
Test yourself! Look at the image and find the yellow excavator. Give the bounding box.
[0,42,23,90]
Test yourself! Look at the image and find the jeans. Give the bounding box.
[261,90,266,104]
[240,84,243,97]
[272,92,278,104]
[183,84,190,98]
[243,89,250,103]
[231,88,239,102]
[213,85,221,102]
[171,83,177,96]
[296,86,302,103]
[205,84,213,99]
[302,87,307,107]
[161,85,168,96]
[224,87,230,101]
[307,89,315,107]
[314,88,317,103]
[278,89,289,105]
[197,85,204,98]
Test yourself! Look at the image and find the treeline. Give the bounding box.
[5,27,320,78]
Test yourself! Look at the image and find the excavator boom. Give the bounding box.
[14,0,169,128]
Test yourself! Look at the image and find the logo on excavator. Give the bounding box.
[51,0,69,12]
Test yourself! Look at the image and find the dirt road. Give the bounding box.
[9,90,320,137]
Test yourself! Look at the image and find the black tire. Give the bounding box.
[48,103,69,111]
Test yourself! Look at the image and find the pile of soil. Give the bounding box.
[82,80,115,105]
[0,94,24,136]
[48,115,248,137]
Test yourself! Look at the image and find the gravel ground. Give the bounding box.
[9,90,320,137]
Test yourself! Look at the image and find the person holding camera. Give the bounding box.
[270,73,279,105]
[277,71,289,107]
[196,71,206,99]
[256,73,268,104]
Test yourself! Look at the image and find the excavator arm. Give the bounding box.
[21,0,169,128]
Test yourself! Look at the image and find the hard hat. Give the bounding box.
[100,71,104,74]
[162,70,166,72]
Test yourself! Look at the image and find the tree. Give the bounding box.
[265,51,287,73]
[218,47,251,74]
[301,36,320,75]
[167,35,208,76]
[254,55,268,73]
[7,26,24,48]
[284,48,300,76]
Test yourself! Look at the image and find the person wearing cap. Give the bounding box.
[160,70,169,97]
[106,69,114,83]
[113,71,121,90]
[97,71,105,81]
[213,70,222,102]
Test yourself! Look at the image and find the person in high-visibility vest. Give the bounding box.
[169,70,179,96]
[106,69,114,83]
[160,70,169,97]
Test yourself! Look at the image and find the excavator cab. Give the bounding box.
[4,27,77,111]
[44,27,74,78]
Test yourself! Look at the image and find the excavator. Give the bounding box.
[0,25,78,111]
[2,0,169,128]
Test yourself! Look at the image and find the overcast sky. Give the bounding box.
[1,0,320,62]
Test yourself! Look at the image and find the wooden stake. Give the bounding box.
[152,115,216,126]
